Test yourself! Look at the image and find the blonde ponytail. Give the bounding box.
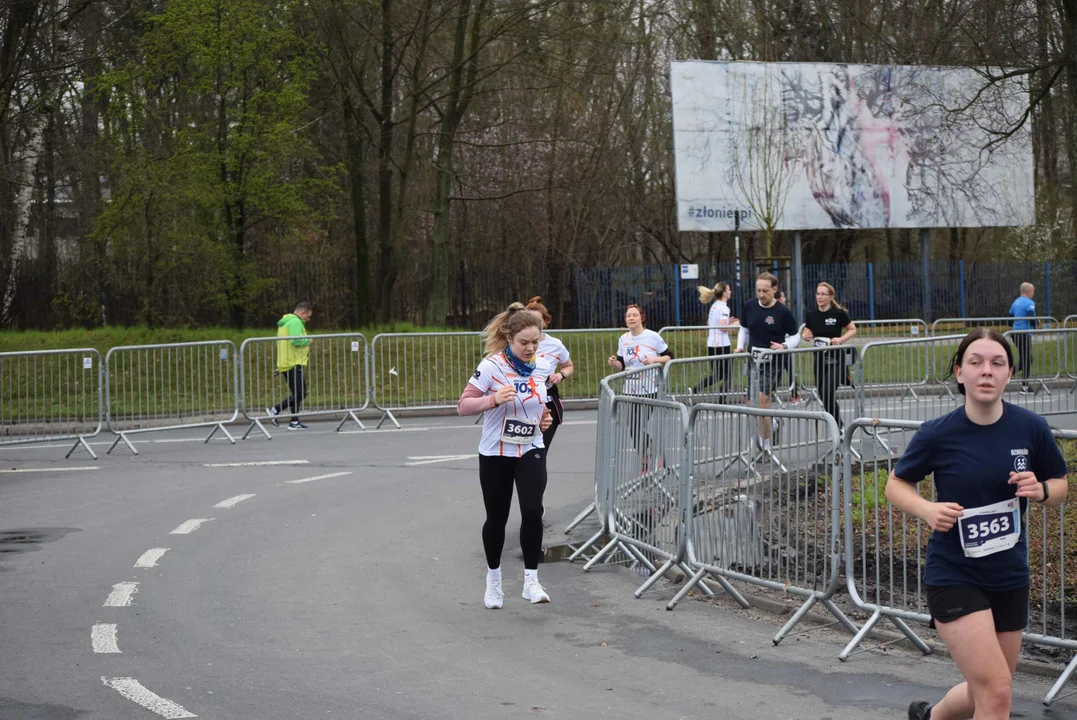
[482,302,543,357]
[698,286,717,304]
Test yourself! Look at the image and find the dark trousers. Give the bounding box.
[273,365,307,421]
[693,346,731,394]
[479,450,548,570]
[815,354,842,427]
[542,384,564,448]
[1014,333,1032,383]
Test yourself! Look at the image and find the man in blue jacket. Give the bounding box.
[1008,283,1036,394]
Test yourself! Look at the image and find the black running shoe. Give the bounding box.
[907,700,931,720]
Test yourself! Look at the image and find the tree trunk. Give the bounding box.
[425,0,483,325]
[344,96,370,327]
[374,0,396,322]
[1,120,42,326]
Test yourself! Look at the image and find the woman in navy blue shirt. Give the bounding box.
[885,328,1069,720]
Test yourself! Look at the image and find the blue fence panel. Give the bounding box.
[575,260,1077,328]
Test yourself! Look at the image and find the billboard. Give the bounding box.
[671,62,1034,231]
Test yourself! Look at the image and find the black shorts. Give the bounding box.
[752,361,782,396]
[926,585,1029,632]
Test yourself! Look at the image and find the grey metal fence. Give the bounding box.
[369,331,485,428]
[104,341,239,455]
[671,403,855,644]
[931,315,1060,335]
[238,333,370,439]
[0,348,104,459]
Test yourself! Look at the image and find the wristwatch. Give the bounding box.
[1039,480,1050,502]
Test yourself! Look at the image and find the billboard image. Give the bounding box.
[671,62,1035,231]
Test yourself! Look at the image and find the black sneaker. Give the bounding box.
[1020,385,1033,395]
[266,407,280,427]
[907,700,931,719]
[288,421,309,430]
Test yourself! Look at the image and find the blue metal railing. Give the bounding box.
[575,261,1077,327]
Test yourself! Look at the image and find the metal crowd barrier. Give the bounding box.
[565,365,662,538]
[369,331,484,428]
[565,376,617,545]
[673,403,855,644]
[855,335,963,426]
[238,333,370,439]
[657,325,739,362]
[931,315,1060,335]
[545,328,626,406]
[582,396,711,595]
[840,419,1077,707]
[661,352,752,406]
[854,331,1077,432]
[855,318,929,340]
[1066,315,1077,329]
[0,348,104,459]
[104,341,239,455]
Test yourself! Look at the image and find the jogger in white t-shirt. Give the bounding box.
[457,303,553,609]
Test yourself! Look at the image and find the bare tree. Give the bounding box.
[725,67,800,258]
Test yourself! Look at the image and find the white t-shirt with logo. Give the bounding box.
[536,334,571,385]
[617,328,668,395]
[707,301,732,348]
[469,352,550,457]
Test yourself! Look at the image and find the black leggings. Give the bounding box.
[479,450,548,570]
[815,354,842,426]
[626,393,657,449]
[542,384,564,448]
[274,366,307,421]
[1014,333,1032,382]
[694,346,731,393]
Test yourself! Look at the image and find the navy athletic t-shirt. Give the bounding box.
[740,299,798,350]
[894,402,1067,591]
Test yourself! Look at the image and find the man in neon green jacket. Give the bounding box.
[267,302,313,429]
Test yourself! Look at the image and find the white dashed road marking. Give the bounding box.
[170,519,213,535]
[214,493,256,509]
[285,471,352,485]
[91,624,121,653]
[103,582,139,607]
[404,455,476,466]
[0,466,99,473]
[203,460,308,467]
[102,677,197,718]
[134,548,170,568]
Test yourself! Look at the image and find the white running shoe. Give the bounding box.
[484,580,504,609]
[522,579,550,604]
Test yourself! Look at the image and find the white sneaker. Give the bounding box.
[522,579,550,604]
[763,438,772,451]
[484,580,504,609]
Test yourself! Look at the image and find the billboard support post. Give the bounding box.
[920,228,932,323]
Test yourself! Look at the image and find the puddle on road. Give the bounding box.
[0,528,80,557]
[541,541,596,563]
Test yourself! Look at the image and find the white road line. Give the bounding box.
[101,677,197,718]
[103,582,139,607]
[214,493,256,509]
[203,460,309,467]
[91,624,121,653]
[403,454,477,466]
[169,519,213,535]
[0,466,99,474]
[134,548,169,568]
[285,471,352,485]
[339,419,598,435]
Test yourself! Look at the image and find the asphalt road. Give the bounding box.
[1,412,1073,719]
